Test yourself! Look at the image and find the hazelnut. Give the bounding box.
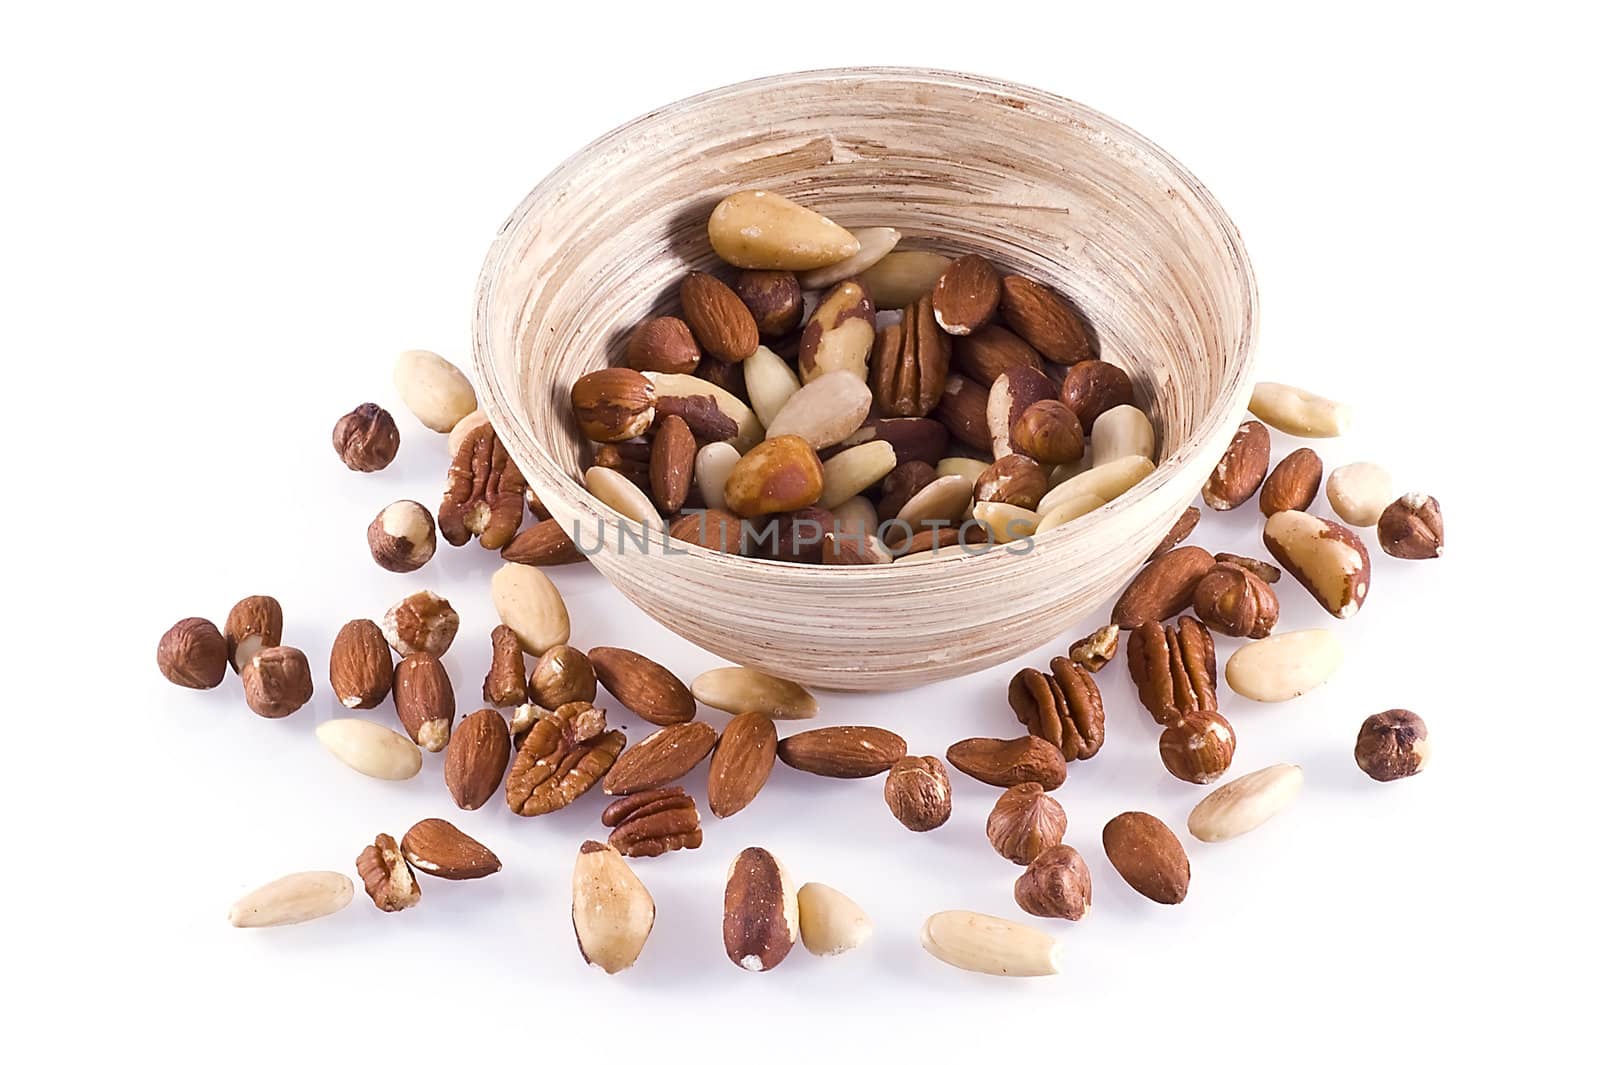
[1355,709,1430,781]
[570,367,656,442]
[331,402,400,472]
[366,500,437,574]
[156,617,228,689]
[1192,562,1280,639]
[1059,360,1135,431]
[381,590,459,658]
[731,270,804,338]
[1377,493,1443,560]
[985,783,1066,865]
[241,645,314,718]
[626,316,701,374]
[1014,843,1092,920]
[529,645,598,710]
[223,595,283,673]
[973,454,1048,510]
[883,756,953,832]
[1009,399,1085,466]
[1158,711,1237,784]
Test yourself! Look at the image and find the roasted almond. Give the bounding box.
[648,413,696,514]
[1259,447,1323,516]
[681,271,759,363]
[1202,420,1271,510]
[946,736,1068,790]
[626,316,700,374]
[444,708,511,810]
[1102,811,1190,905]
[1110,545,1216,629]
[571,367,656,442]
[932,373,992,451]
[400,818,501,879]
[723,846,800,972]
[706,711,779,818]
[932,253,1001,336]
[777,726,907,778]
[329,619,394,710]
[499,520,583,566]
[999,275,1092,364]
[393,652,455,753]
[602,721,718,795]
[669,508,746,554]
[589,646,696,725]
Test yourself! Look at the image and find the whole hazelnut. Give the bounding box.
[241,646,314,718]
[367,500,437,574]
[1158,710,1237,784]
[528,645,597,709]
[1377,493,1443,560]
[1009,399,1085,466]
[381,590,459,658]
[1355,709,1430,781]
[331,402,400,472]
[224,595,283,674]
[883,756,953,832]
[1014,843,1092,920]
[986,783,1067,865]
[1059,360,1135,431]
[570,367,656,442]
[156,617,227,689]
[973,454,1048,510]
[731,270,804,338]
[626,316,701,374]
[1192,562,1279,639]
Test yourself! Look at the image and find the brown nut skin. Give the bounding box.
[393,651,456,752]
[381,590,459,658]
[1158,710,1237,785]
[224,595,283,673]
[157,617,227,690]
[602,721,718,795]
[588,646,695,725]
[1202,420,1271,510]
[723,847,799,973]
[1010,400,1085,466]
[505,701,627,816]
[669,508,746,554]
[445,708,511,811]
[1148,506,1201,561]
[1215,552,1281,583]
[1111,545,1216,629]
[1259,447,1323,516]
[932,374,992,452]
[707,712,778,819]
[1263,509,1372,619]
[1102,811,1190,905]
[883,756,953,832]
[947,736,1069,790]
[482,624,527,708]
[626,316,700,374]
[998,275,1093,365]
[529,645,597,710]
[356,833,420,912]
[1355,709,1430,781]
[329,619,394,709]
[570,367,656,442]
[834,417,950,469]
[1008,659,1105,761]
[1015,843,1092,920]
[1378,493,1443,560]
[1060,360,1135,431]
[876,460,938,522]
[778,726,907,778]
[400,818,501,879]
[973,454,1048,510]
[986,783,1067,865]
[332,402,400,472]
[952,324,1043,387]
[648,413,696,515]
[1192,562,1280,639]
[732,270,804,338]
[241,646,313,719]
[1127,617,1218,727]
[682,270,761,363]
[757,507,836,564]
[931,253,1001,336]
[722,435,824,519]
[1069,624,1120,673]
[500,520,584,566]
[869,295,950,417]
[367,501,438,573]
[601,786,703,857]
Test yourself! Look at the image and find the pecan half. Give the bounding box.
[869,295,950,416]
[1007,658,1105,761]
[439,420,527,550]
[1126,617,1218,727]
[601,786,704,858]
[505,701,626,816]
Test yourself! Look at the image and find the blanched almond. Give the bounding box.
[228,871,354,928]
[819,440,897,510]
[315,719,423,780]
[920,910,1063,977]
[1249,382,1352,438]
[1036,455,1154,516]
[1187,764,1304,842]
[691,667,818,718]
[797,227,901,290]
[1090,404,1156,466]
[490,562,570,654]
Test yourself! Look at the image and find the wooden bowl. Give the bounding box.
[473,68,1258,691]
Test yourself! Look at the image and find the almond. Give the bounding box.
[669,508,746,554]
[920,910,1063,977]
[392,348,477,433]
[856,250,951,309]
[400,818,501,879]
[706,711,778,818]
[491,562,571,654]
[932,254,1002,336]
[570,367,656,442]
[1187,764,1304,842]
[393,652,455,752]
[315,718,423,781]
[998,275,1092,365]
[626,316,700,374]
[1263,509,1371,617]
[777,726,907,778]
[690,667,818,719]
[946,736,1068,790]
[952,324,1044,386]
[680,271,759,363]
[1110,545,1216,629]
[1102,811,1190,905]
[722,435,824,518]
[444,708,511,810]
[328,619,394,710]
[933,374,993,451]
[228,871,354,929]
[708,190,859,271]
[589,646,696,725]
[1259,447,1323,516]
[797,226,901,290]
[1224,628,1343,702]
[499,520,585,566]
[648,413,696,514]
[1202,420,1271,510]
[602,721,718,795]
[723,847,800,972]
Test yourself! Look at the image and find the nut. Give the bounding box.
[439,420,527,550]
[857,250,951,309]
[1036,454,1154,517]
[1326,462,1394,527]
[329,619,394,709]
[697,350,751,404]
[973,499,1037,543]
[707,190,859,271]
[1187,764,1304,842]
[571,367,656,442]
[400,818,501,879]
[1356,709,1430,781]
[798,280,876,382]
[1091,404,1156,467]
[681,270,760,363]
[1192,562,1280,639]
[919,910,1063,977]
[447,409,489,458]
[722,435,824,518]
[876,460,938,522]
[393,348,477,433]
[691,666,818,719]
[500,520,584,566]
[764,371,874,449]
[444,708,511,810]
[723,846,800,972]
[777,726,908,778]
[480,627,524,709]
[367,500,437,573]
[381,590,459,657]
[706,711,779,818]
[505,701,626,816]
[654,392,740,445]
[228,871,354,929]
[1259,447,1323,516]
[890,474,975,543]
[626,316,700,374]
[731,270,804,337]
[821,530,893,565]
[242,646,313,719]
[798,226,901,290]
[1263,509,1372,617]
[816,440,895,511]
[694,442,741,511]
[1249,381,1352,438]
[1008,657,1106,760]
[393,652,456,752]
[491,562,571,654]
[986,783,1067,864]
[1202,420,1271,510]
[952,324,1043,387]
[529,644,597,710]
[1060,360,1135,430]
[1148,506,1201,561]
[932,373,993,451]
[355,833,420,913]
[973,454,1048,510]
[572,840,655,974]
[947,736,1068,790]
[315,718,423,780]
[931,253,1001,335]
[1158,710,1237,784]
[742,344,801,427]
[1215,552,1281,583]
[589,646,695,725]
[1126,617,1219,726]
[986,366,1056,458]
[157,617,227,690]
[331,402,400,471]
[223,594,283,673]
[602,721,718,795]
[644,372,762,452]
[883,755,953,832]
[1102,811,1190,905]
[1110,545,1216,629]
[1011,400,1085,466]
[869,295,951,417]
[1069,624,1120,673]
[1224,628,1344,702]
[797,882,872,956]
[584,465,664,527]
[998,275,1092,364]
[602,786,703,857]
[1378,493,1443,560]
[669,508,746,554]
[646,413,696,515]
[1014,844,1092,921]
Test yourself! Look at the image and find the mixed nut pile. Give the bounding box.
[156,188,1441,978]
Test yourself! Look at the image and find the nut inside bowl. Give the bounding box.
[474,67,1257,691]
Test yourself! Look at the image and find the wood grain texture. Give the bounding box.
[473,68,1258,690]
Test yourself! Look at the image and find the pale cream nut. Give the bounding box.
[797,227,901,290]
[1326,462,1394,527]
[1188,764,1304,842]
[742,345,801,428]
[393,349,477,432]
[584,466,664,528]
[572,841,655,974]
[763,370,874,449]
[819,440,897,510]
[973,501,1039,543]
[920,910,1063,977]
[1036,455,1154,516]
[1249,382,1352,438]
[490,562,571,654]
[1225,629,1343,702]
[644,372,762,452]
[228,871,355,928]
[1034,492,1109,533]
[694,441,741,512]
[797,882,873,956]
[936,456,990,484]
[707,190,859,271]
[691,666,819,719]
[856,250,952,309]
[315,719,423,780]
[1091,405,1156,466]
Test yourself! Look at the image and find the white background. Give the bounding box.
[3,2,1590,1060]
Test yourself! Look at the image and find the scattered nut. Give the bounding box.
[708,190,858,271]
[1014,844,1092,921]
[820,440,898,510]
[393,348,477,433]
[1187,764,1304,842]
[228,871,354,929]
[1068,624,1120,673]
[1008,658,1105,760]
[1192,562,1280,639]
[1214,552,1281,583]
[797,882,872,957]
[491,562,570,654]
[393,651,455,752]
[1259,447,1323,516]
[1158,710,1237,785]
[1126,617,1219,725]
[947,736,1069,790]
[707,711,779,818]
[400,818,501,879]
[481,624,527,708]
[356,832,420,913]
[505,701,626,816]
[1263,509,1371,617]
[332,402,399,471]
[329,619,394,709]
[589,646,696,725]
[731,271,804,338]
[445,708,511,811]
[1148,506,1201,561]
[1355,710,1430,781]
[884,755,953,832]
[778,726,908,778]
[1110,545,1216,629]
[157,617,227,690]
[690,666,816,719]
[626,316,700,374]
[1378,493,1443,560]
[1202,420,1271,510]
[1224,628,1343,702]
[224,594,283,673]
[1249,381,1351,438]
[381,590,459,657]
[572,840,655,974]
[440,419,527,550]
[529,644,597,710]
[1102,811,1189,905]
[920,910,1063,977]
[986,783,1067,864]
[602,721,718,795]
[500,519,584,566]
[723,846,800,972]
[602,786,703,857]
[1326,462,1394,527]
[367,500,437,573]
[316,718,423,780]
[242,646,313,719]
